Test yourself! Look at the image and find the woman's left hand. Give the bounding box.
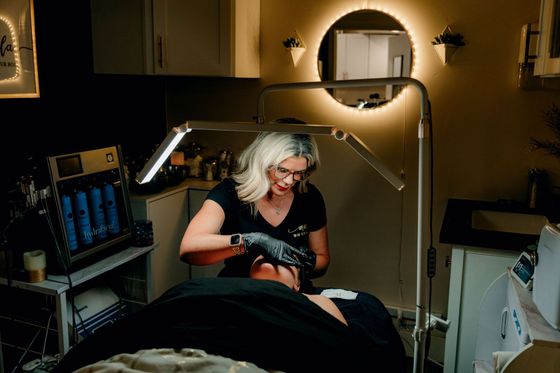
[298,249,317,276]
[243,232,305,267]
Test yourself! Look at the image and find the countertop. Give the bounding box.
[129,178,220,201]
[439,198,550,251]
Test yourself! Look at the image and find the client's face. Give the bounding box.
[249,255,301,291]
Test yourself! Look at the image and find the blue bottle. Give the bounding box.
[102,180,121,235]
[74,185,94,246]
[61,192,78,251]
[88,180,107,240]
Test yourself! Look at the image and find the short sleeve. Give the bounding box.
[305,184,327,232]
[206,178,239,217]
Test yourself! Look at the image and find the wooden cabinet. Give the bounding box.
[90,0,260,77]
[443,246,518,373]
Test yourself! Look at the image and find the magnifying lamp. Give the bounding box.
[136,77,432,373]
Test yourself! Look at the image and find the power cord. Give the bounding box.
[9,309,55,373]
[425,99,438,362]
[10,329,41,373]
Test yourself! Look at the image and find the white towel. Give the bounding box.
[492,350,517,373]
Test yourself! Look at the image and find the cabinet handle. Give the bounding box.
[500,306,508,339]
[157,35,164,69]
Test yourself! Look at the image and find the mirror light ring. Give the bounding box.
[313,5,417,113]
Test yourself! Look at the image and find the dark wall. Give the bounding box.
[1,1,167,225]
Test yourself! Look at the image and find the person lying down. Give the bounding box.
[53,269,379,372]
[249,255,348,326]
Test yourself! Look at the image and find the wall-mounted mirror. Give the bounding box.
[318,9,412,109]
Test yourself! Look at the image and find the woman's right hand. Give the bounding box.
[243,232,304,268]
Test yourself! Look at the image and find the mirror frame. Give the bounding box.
[317,8,414,109]
[0,0,40,98]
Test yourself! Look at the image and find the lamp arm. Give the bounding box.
[332,129,405,190]
[134,120,404,190]
[256,78,431,128]
[135,124,191,184]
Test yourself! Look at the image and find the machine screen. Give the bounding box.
[512,253,533,285]
[57,155,83,178]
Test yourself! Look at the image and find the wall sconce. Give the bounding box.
[432,26,465,65]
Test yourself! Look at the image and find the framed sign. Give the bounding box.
[0,0,39,98]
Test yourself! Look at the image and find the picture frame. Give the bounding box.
[0,0,39,98]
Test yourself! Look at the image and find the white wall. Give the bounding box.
[166,0,560,319]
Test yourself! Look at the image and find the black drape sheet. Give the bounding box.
[54,278,405,373]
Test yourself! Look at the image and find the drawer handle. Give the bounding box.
[500,306,508,339]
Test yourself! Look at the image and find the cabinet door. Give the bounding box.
[152,0,259,77]
[91,0,259,77]
[187,189,224,278]
[153,0,227,76]
[90,0,154,74]
[535,0,560,76]
[443,247,517,373]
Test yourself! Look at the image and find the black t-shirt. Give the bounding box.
[206,177,327,277]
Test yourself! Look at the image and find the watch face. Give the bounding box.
[230,234,241,246]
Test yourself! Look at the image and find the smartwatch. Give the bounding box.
[229,233,244,255]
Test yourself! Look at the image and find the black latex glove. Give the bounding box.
[298,248,317,277]
[243,232,304,268]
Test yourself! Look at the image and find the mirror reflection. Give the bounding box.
[318,9,413,109]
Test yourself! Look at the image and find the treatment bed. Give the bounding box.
[53,277,405,372]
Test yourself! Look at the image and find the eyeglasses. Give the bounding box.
[271,165,309,181]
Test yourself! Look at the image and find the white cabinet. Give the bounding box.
[443,247,518,373]
[535,0,560,76]
[91,0,260,77]
[130,185,191,299]
[129,179,218,299]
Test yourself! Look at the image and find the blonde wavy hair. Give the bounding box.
[232,132,320,214]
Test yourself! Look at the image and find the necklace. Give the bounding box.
[263,192,293,216]
[265,198,283,215]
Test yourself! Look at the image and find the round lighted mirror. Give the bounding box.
[318,9,413,109]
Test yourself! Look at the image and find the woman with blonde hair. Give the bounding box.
[180,131,329,289]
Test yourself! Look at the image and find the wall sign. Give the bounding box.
[0,0,39,98]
